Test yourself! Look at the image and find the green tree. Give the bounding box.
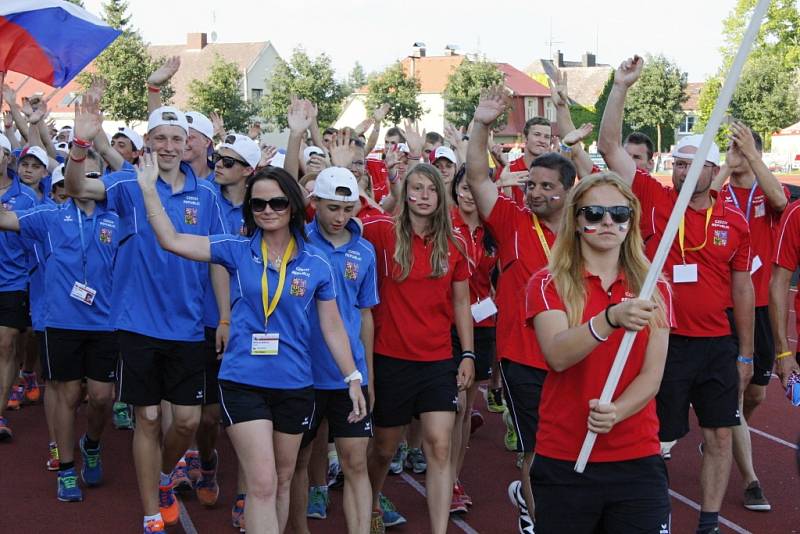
[188,54,255,133]
[65,0,86,7]
[260,48,346,130]
[443,60,505,129]
[624,54,687,152]
[344,62,368,94]
[720,0,800,70]
[569,104,597,144]
[101,0,131,30]
[365,62,422,125]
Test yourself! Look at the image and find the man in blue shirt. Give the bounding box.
[288,167,379,534]
[65,98,226,533]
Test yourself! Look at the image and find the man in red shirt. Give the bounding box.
[770,201,800,393]
[599,55,755,534]
[467,86,576,534]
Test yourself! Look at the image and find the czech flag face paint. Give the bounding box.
[582,225,598,234]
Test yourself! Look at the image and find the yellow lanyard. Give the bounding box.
[532,214,551,259]
[260,237,295,329]
[678,203,713,262]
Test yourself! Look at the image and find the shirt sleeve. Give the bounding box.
[209,234,243,271]
[730,214,752,272]
[483,196,521,266]
[357,247,380,309]
[315,257,337,301]
[525,269,564,325]
[773,202,800,270]
[101,171,132,217]
[16,207,51,243]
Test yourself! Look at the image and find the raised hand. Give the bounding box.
[259,144,277,167]
[402,119,425,157]
[3,111,13,131]
[614,55,644,89]
[287,95,313,133]
[330,131,354,167]
[549,71,569,107]
[730,121,759,160]
[247,121,261,140]
[73,93,104,141]
[473,85,510,126]
[148,56,180,86]
[85,78,107,103]
[136,150,159,191]
[373,103,390,124]
[563,123,594,147]
[209,111,225,139]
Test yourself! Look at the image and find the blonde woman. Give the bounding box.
[525,173,673,533]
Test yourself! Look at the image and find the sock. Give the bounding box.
[200,450,217,471]
[144,513,162,527]
[696,511,718,534]
[159,471,171,487]
[82,435,100,451]
[59,461,75,471]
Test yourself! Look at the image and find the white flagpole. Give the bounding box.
[574,0,772,473]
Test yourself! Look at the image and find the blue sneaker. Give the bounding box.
[57,468,83,502]
[404,447,427,474]
[379,493,406,527]
[79,435,102,486]
[307,486,329,519]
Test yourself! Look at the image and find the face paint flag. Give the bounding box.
[0,1,121,87]
[582,225,598,234]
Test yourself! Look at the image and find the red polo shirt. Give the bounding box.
[632,170,751,337]
[358,195,387,221]
[362,217,470,361]
[451,207,498,327]
[494,156,527,206]
[483,196,554,369]
[720,183,789,307]
[772,200,800,338]
[366,159,390,203]
[526,269,673,462]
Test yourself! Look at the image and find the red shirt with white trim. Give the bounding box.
[451,207,498,327]
[366,159,390,203]
[772,200,800,338]
[483,196,554,369]
[632,169,752,337]
[720,183,789,307]
[526,269,674,462]
[362,217,470,361]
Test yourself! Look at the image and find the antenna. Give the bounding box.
[545,19,563,59]
[210,10,218,42]
[595,24,599,57]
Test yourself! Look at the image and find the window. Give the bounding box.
[251,88,263,101]
[679,113,695,134]
[544,99,556,122]
[525,97,538,121]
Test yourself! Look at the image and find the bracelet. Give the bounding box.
[147,85,161,93]
[776,351,794,360]
[605,304,620,329]
[460,350,476,362]
[69,154,87,163]
[560,143,573,153]
[218,319,230,326]
[146,207,165,219]
[72,137,93,149]
[737,355,754,364]
[344,369,363,384]
[588,316,608,342]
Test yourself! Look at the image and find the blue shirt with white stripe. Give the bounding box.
[0,173,37,291]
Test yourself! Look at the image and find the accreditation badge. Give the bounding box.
[251,333,279,355]
[70,281,97,306]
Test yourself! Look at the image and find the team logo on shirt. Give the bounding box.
[345,260,359,280]
[184,207,198,225]
[99,227,113,244]
[290,277,307,297]
[754,201,765,218]
[713,229,728,247]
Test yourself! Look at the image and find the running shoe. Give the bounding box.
[22,371,40,403]
[143,519,166,533]
[46,442,60,471]
[327,456,344,488]
[388,442,406,475]
[379,493,407,527]
[508,480,534,534]
[171,458,193,492]
[515,452,524,469]
[231,494,246,529]
[185,449,201,482]
[502,409,518,451]
[470,409,484,434]
[370,510,386,534]
[307,486,329,519]
[455,480,472,507]
[158,484,179,526]
[112,402,134,430]
[405,447,427,474]
[485,387,506,413]
[450,485,468,514]
[6,383,23,410]
[79,435,103,486]
[660,440,676,461]
[57,467,83,502]
[0,416,11,441]
[196,451,219,507]
[743,481,771,511]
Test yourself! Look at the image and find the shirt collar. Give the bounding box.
[248,227,306,260]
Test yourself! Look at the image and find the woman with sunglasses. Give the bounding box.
[525,173,672,533]
[135,152,367,534]
[363,163,474,534]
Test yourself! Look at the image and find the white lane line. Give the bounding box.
[750,426,799,449]
[668,490,751,534]
[178,497,198,534]
[399,472,481,534]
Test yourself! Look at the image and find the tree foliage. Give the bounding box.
[260,48,346,130]
[720,0,800,70]
[443,60,505,129]
[344,62,369,95]
[569,104,597,144]
[101,0,130,30]
[188,54,255,133]
[365,62,423,125]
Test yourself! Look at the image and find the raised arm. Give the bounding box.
[285,96,314,181]
[597,56,643,185]
[466,86,509,218]
[366,104,389,155]
[64,94,107,201]
[307,102,325,151]
[402,120,424,170]
[562,123,596,178]
[550,74,595,178]
[732,121,788,212]
[85,79,124,171]
[444,123,467,166]
[3,85,29,141]
[146,56,180,115]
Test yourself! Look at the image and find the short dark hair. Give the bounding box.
[530,152,577,190]
[425,132,444,145]
[385,127,406,142]
[323,127,338,137]
[451,166,497,254]
[624,132,655,160]
[243,166,308,240]
[523,117,552,137]
[751,129,763,152]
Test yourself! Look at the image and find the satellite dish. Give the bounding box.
[210,31,218,42]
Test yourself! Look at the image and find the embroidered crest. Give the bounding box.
[184,207,198,225]
[713,229,728,247]
[290,277,307,297]
[754,202,765,218]
[99,228,113,244]
[345,260,359,280]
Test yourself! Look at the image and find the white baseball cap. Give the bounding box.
[114,127,144,151]
[147,106,188,134]
[54,142,69,154]
[396,143,410,154]
[19,145,49,166]
[185,111,214,140]
[0,133,11,153]
[51,164,65,187]
[219,134,260,168]
[312,167,360,202]
[303,146,326,164]
[433,146,458,164]
[672,134,720,166]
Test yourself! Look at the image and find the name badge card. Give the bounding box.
[251,333,279,355]
[70,282,97,306]
[750,255,762,275]
[673,264,698,284]
[471,297,498,323]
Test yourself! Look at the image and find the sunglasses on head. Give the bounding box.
[212,152,248,168]
[224,134,237,144]
[577,205,632,224]
[161,111,179,121]
[250,196,290,213]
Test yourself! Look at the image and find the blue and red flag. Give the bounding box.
[0,0,120,87]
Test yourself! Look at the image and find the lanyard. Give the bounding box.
[76,206,97,284]
[678,202,713,262]
[260,237,295,329]
[532,214,551,259]
[727,182,758,222]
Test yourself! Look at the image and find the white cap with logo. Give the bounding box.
[219,134,261,168]
[51,164,65,187]
[672,134,720,166]
[303,146,326,164]
[433,146,458,164]
[312,167,360,202]
[147,106,189,134]
[20,145,49,166]
[185,111,214,140]
[114,127,144,151]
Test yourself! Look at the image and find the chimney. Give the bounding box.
[444,44,459,57]
[411,42,426,58]
[187,32,207,50]
[553,49,564,67]
[582,52,596,67]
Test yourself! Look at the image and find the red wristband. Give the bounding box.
[147,85,161,93]
[69,154,87,163]
[72,137,93,149]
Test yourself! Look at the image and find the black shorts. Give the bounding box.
[372,354,458,428]
[532,454,671,534]
[500,359,546,453]
[451,326,496,381]
[203,327,222,405]
[218,379,315,433]
[656,334,740,441]
[727,306,775,387]
[41,328,118,383]
[300,387,372,448]
[117,330,206,407]
[0,290,29,331]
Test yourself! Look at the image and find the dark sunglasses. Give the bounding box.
[85,171,101,179]
[250,196,290,213]
[212,152,248,168]
[577,205,632,224]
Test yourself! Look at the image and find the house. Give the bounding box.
[675,82,703,142]
[525,50,612,109]
[493,63,552,145]
[769,120,800,170]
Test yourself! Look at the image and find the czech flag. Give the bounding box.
[0,1,121,87]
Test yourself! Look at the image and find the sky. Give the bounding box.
[82,0,739,83]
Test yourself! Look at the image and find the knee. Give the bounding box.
[200,407,220,431]
[370,437,398,465]
[173,411,201,436]
[0,333,16,358]
[743,387,765,411]
[705,428,733,454]
[88,388,114,409]
[340,448,368,476]
[423,436,451,464]
[134,408,162,435]
[248,469,278,502]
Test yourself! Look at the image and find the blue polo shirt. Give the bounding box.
[0,173,37,291]
[102,162,224,341]
[210,229,336,389]
[20,195,55,331]
[306,219,379,389]
[17,200,119,331]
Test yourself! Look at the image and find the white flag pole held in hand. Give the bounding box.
[574,0,772,473]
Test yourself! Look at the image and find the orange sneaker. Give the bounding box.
[158,485,179,526]
[144,518,166,533]
[22,372,40,403]
[6,383,23,410]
